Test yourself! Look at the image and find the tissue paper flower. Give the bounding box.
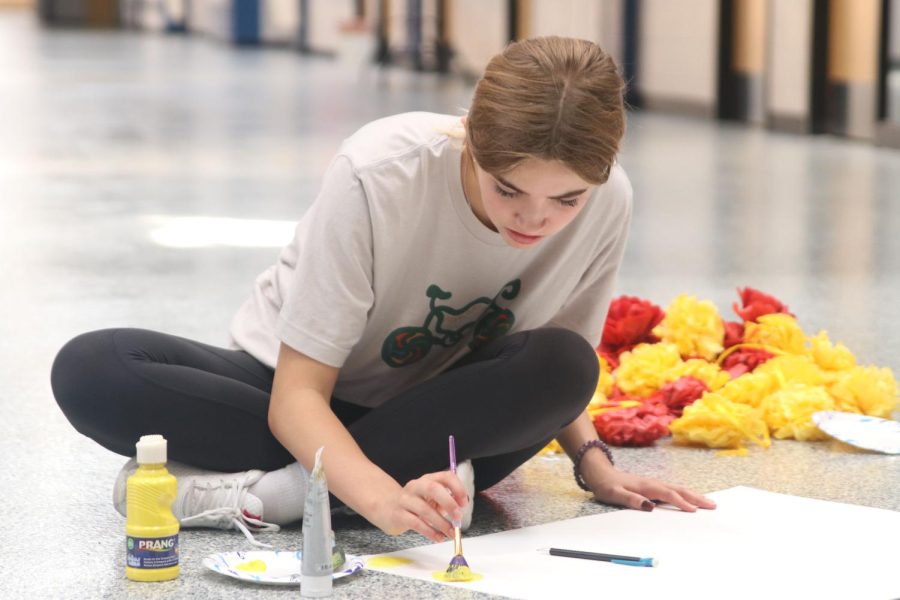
[755,354,824,388]
[593,402,675,446]
[541,287,897,456]
[669,393,771,449]
[652,295,725,360]
[651,376,709,416]
[808,331,856,372]
[664,359,731,392]
[743,314,806,355]
[614,343,682,396]
[595,354,614,398]
[720,347,775,378]
[733,287,793,322]
[723,321,745,349]
[828,366,898,418]
[715,371,779,408]
[598,296,664,367]
[763,384,835,441]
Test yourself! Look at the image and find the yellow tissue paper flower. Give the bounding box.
[716,447,749,457]
[828,366,899,418]
[744,314,807,355]
[652,294,725,360]
[665,359,731,392]
[755,354,824,389]
[539,439,563,455]
[716,372,779,408]
[763,384,835,441]
[669,393,770,449]
[614,342,682,396]
[587,400,642,420]
[596,353,614,398]
[808,331,856,372]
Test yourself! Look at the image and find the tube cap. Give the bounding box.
[135,434,167,465]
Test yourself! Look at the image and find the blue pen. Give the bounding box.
[539,547,658,567]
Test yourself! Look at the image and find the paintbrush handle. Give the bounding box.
[448,435,457,473]
[449,435,464,553]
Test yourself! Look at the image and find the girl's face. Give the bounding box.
[466,155,594,248]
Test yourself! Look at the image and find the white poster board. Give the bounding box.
[363,487,899,600]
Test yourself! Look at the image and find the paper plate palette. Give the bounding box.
[812,411,900,454]
[203,550,364,586]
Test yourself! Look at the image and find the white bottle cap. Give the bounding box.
[135,434,167,465]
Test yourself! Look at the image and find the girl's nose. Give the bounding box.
[515,210,548,233]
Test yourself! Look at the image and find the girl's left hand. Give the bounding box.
[589,468,717,512]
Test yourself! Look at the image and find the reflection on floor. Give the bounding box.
[1,10,898,600]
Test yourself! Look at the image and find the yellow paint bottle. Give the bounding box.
[125,435,180,582]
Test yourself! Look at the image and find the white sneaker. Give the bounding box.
[113,458,280,548]
[456,459,475,531]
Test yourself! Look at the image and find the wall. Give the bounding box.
[637,0,719,116]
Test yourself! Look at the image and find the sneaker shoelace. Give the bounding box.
[179,471,280,548]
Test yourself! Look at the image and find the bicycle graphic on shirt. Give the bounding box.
[380,279,521,368]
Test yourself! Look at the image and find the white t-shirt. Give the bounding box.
[229,112,632,407]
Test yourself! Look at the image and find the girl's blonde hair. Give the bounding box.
[465,36,625,185]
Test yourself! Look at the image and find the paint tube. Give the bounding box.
[301,447,333,598]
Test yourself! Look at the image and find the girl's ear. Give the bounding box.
[460,116,467,127]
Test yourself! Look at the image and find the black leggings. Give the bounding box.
[50,327,598,497]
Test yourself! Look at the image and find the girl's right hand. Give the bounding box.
[370,470,469,543]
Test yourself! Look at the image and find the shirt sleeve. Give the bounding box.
[545,177,633,347]
[275,155,375,367]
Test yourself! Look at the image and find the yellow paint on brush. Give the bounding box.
[235,560,267,573]
[432,567,483,583]
[366,556,413,568]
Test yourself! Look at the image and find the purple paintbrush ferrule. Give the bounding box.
[449,554,469,568]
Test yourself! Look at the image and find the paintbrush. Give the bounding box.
[444,434,473,581]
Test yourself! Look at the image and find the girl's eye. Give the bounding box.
[557,198,579,208]
[494,184,518,198]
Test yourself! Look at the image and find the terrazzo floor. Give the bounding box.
[1,10,898,600]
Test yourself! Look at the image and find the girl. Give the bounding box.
[51,37,715,547]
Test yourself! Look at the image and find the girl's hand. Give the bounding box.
[588,467,716,512]
[370,471,469,543]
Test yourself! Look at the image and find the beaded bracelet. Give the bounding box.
[573,439,614,492]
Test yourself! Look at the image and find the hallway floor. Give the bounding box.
[1,10,898,599]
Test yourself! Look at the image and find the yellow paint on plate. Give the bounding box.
[235,559,267,573]
[366,556,413,568]
[432,567,483,583]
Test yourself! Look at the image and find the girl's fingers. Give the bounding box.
[642,484,697,512]
[411,473,467,518]
[429,471,469,508]
[594,473,714,513]
[400,493,454,539]
[608,487,654,512]
[401,511,447,543]
[669,485,717,509]
[420,478,465,524]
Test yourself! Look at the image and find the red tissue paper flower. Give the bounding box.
[649,376,709,417]
[733,287,793,323]
[599,296,665,365]
[723,320,745,349]
[593,402,674,447]
[720,347,775,378]
[607,385,629,401]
